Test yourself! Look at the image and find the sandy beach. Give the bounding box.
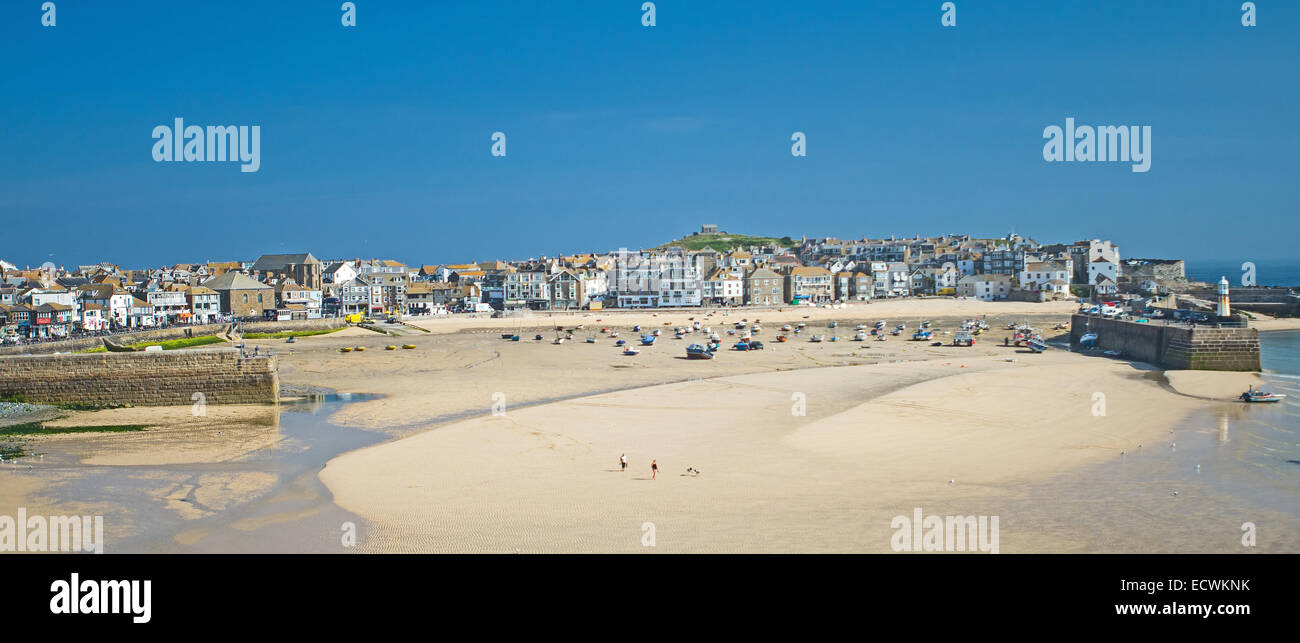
[6,298,1292,552]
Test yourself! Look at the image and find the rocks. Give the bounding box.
[0,400,54,420]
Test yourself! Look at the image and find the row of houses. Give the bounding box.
[0,233,1133,340]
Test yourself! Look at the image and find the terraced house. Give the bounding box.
[784,266,833,304]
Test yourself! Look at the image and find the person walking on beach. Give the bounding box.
[651,459,658,480]
[620,453,627,472]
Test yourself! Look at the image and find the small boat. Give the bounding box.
[641,335,656,346]
[285,336,296,343]
[1027,338,1048,353]
[796,322,807,330]
[912,329,933,341]
[810,334,825,343]
[781,324,792,331]
[1240,386,1285,403]
[534,334,543,341]
[920,320,932,329]
[686,344,714,359]
[610,332,619,338]
[1079,332,1099,348]
[402,344,416,349]
[553,337,566,344]
[586,336,597,343]
[829,336,839,342]
[828,321,838,328]
[633,325,642,332]
[501,333,515,339]
[616,339,627,346]
[733,341,751,351]
[510,335,521,341]
[652,329,661,336]
[340,347,353,353]
[386,345,397,350]
[623,347,640,356]
[776,334,789,342]
[895,323,905,331]
[854,331,867,341]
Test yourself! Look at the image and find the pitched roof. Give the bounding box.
[204,272,272,291]
[251,253,320,271]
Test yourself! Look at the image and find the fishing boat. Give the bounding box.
[1240,385,1285,403]
[1026,338,1048,353]
[912,329,933,341]
[686,344,714,360]
[623,347,640,356]
[640,335,656,346]
[102,338,142,352]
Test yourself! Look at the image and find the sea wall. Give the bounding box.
[1070,314,1260,371]
[0,348,278,406]
[0,317,346,356]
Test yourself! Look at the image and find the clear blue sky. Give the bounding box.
[2,1,1296,268]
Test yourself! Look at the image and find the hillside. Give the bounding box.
[655,232,797,253]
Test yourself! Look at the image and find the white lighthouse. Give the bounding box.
[1217,276,1231,318]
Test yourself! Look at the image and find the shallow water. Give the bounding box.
[990,330,1300,552]
[14,394,385,553]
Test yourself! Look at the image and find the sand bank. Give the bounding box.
[321,349,1205,553]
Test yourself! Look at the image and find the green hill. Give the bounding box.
[656,232,797,253]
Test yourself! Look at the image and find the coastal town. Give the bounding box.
[1,228,1192,345]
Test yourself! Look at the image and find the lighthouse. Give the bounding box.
[1217,276,1231,318]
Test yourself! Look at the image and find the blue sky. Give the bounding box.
[2,1,1297,268]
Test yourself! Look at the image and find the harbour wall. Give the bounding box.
[0,348,278,406]
[1070,314,1260,371]
[0,317,346,356]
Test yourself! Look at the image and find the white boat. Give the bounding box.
[1240,385,1285,403]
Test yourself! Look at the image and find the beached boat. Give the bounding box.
[828,321,838,328]
[686,344,713,359]
[640,335,656,346]
[733,341,751,351]
[912,329,933,341]
[776,334,789,342]
[781,324,792,331]
[501,333,515,339]
[652,329,661,336]
[810,334,825,343]
[854,330,867,341]
[1027,338,1048,353]
[615,339,626,346]
[585,336,597,343]
[953,331,976,347]
[1240,386,1285,403]
[1079,332,1099,348]
[623,347,640,356]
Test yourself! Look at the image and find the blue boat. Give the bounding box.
[733,341,751,351]
[640,335,656,346]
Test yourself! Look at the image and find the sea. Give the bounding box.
[1184,259,1300,288]
[994,329,1300,552]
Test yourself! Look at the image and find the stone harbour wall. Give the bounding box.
[1070,314,1260,371]
[0,348,278,406]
